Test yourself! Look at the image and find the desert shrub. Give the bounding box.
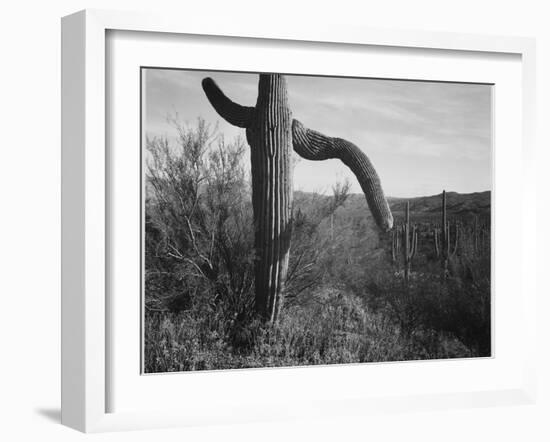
[143,288,472,373]
[355,242,490,357]
[144,310,231,372]
[145,118,256,322]
[430,249,491,355]
[284,182,351,308]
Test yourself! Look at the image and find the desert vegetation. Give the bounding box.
[143,117,491,373]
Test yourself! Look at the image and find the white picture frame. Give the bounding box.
[61,9,537,433]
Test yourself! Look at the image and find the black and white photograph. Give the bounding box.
[142,69,492,373]
[4,1,549,439]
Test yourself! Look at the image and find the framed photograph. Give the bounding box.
[61,9,537,432]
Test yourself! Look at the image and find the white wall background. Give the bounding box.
[0,1,547,441]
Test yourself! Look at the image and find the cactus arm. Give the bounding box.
[443,223,448,257]
[404,225,409,261]
[201,78,254,128]
[447,223,452,257]
[292,119,393,232]
[410,225,417,258]
[474,216,479,253]
[398,227,401,253]
[442,191,448,258]
[404,202,410,258]
[451,222,459,257]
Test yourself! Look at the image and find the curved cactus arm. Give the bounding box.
[292,119,393,231]
[201,78,255,128]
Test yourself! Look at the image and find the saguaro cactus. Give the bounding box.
[391,226,401,264]
[202,73,393,323]
[390,202,417,282]
[402,201,418,283]
[472,215,489,256]
[433,190,459,276]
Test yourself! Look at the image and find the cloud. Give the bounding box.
[143,68,492,197]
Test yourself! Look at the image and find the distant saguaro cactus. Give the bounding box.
[472,215,489,256]
[402,201,418,283]
[202,73,393,323]
[433,190,459,276]
[392,202,417,282]
[391,226,400,264]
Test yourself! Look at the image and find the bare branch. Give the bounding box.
[183,215,214,270]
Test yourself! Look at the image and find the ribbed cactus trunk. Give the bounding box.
[202,73,393,324]
[246,75,292,322]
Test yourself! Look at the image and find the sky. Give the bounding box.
[143,68,492,198]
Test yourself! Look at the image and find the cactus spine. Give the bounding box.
[202,73,393,323]
[433,190,459,276]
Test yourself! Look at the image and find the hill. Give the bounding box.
[294,189,491,229]
[291,190,491,266]
[387,191,491,224]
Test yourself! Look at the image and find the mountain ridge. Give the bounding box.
[294,189,491,224]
